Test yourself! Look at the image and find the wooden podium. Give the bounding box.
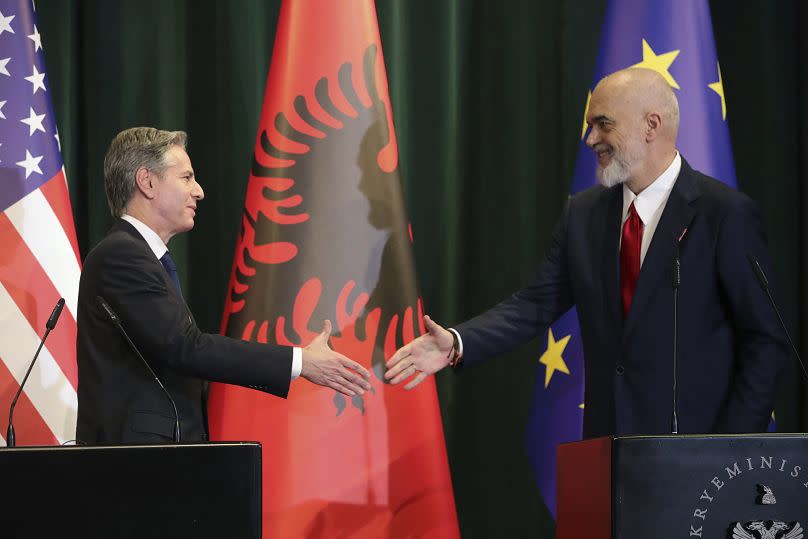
[557,434,808,538]
[0,442,262,538]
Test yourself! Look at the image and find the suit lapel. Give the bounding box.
[601,186,624,327]
[623,160,700,337]
[115,220,171,286]
[115,219,196,323]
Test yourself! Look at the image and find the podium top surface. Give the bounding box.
[613,432,808,440]
[561,432,808,448]
[0,440,261,452]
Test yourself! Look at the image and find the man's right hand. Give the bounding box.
[301,320,371,396]
[384,315,455,389]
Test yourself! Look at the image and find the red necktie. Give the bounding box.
[620,201,642,318]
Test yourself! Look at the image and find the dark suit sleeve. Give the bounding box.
[714,195,787,432]
[101,243,292,398]
[455,200,575,365]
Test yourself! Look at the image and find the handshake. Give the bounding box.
[301,316,454,395]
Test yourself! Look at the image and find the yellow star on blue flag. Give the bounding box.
[631,39,680,89]
[708,62,727,120]
[539,329,571,388]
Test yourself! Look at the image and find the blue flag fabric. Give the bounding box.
[525,0,736,518]
[0,0,66,212]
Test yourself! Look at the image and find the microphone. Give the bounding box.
[7,298,65,447]
[669,222,691,435]
[671,244,681,434]
[96,296,181,443]
[46,299,65,330]
[746,254,808,382]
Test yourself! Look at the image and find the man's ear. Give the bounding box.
[645,111,662,142]
[134,167,156,199]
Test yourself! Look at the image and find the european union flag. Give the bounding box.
[525,0,736,518]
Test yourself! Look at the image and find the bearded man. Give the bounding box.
[385,68,787,437]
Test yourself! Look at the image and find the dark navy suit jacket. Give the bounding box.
[456,159,787,438]
[76,219,292,444]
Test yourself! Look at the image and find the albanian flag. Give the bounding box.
[207,1,460,537]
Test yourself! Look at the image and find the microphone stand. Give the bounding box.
[671,249,680,434]
[747,254,808,382]
[96,296,181,443]
[7,298,65,447]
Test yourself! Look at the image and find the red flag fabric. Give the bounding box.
[0,0,80,447]
[208,1,459,537]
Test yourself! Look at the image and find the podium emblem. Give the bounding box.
[730,520,803,539]
[758,484,777,505]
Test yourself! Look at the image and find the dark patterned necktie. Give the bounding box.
[160,251,184,300]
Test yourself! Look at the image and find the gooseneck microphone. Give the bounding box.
[7,298,65,447]
[671,246,681,434]
[96,296,181,443]
[746,254,808,382]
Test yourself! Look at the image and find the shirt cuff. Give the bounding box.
[291,347,303,380]
[448,328,464,358]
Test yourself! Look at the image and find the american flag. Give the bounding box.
[0,0,79,446]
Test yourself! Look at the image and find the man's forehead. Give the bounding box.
[587,85,635,120]
[586,95,612,121]
[163,145,192,169]
[590,85,618,106]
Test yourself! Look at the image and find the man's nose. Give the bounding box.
[585,127,597,147]
[193,180,205,200]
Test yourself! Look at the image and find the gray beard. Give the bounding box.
[596,156,632,188]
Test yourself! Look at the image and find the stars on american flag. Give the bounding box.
[16,148,41,178]
[0,1,58,189]
[0,0,80,448]
[24,64,44,93]
[26,24,39,51]
[20,106,44,135]
[0,11,14,36]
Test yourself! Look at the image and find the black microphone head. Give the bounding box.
[672,240,681,289]
[672,257,681,289]
[747,252,769,289]
[96,296,120,324]
[46,298,65,330]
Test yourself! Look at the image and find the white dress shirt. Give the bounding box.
[121,214,302,379]
[620,152,681,266]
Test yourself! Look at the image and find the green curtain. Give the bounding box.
[37,1,807,536]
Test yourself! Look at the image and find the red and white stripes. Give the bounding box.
[0,171,79,446]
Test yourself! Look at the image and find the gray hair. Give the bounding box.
[661,83,680,137]
[103,127,188,217]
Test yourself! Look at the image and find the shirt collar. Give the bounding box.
[622,151,681,224]
[121,214,168,260]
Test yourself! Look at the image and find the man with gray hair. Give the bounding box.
[386,68,787,437]
[76,127,371,444]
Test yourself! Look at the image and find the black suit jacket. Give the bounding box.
[456,159,787,437]
[76,219,292,444]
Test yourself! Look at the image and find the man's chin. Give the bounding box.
[596,167,628,188]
